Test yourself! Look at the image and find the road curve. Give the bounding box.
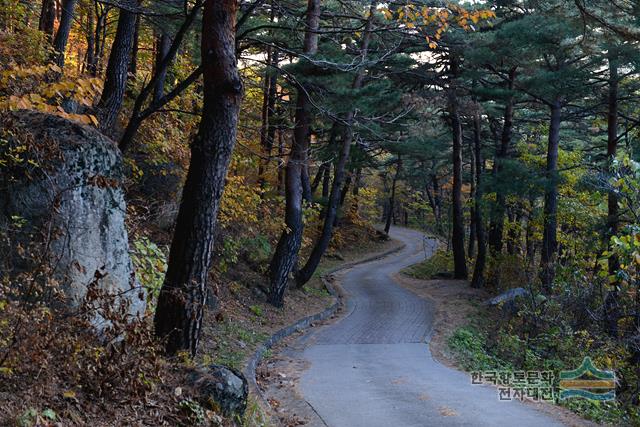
[296,226,564,427]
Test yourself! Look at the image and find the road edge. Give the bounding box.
[242,238,407,424]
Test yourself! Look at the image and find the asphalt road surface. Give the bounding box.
[295,226,565,427]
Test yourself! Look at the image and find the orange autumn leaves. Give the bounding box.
[381,3,496,48]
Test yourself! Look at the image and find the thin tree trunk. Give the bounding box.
[322,166,331,198]
[89,3,106,76]
[52,0,78,68]
[540,98,562,289]
[311,162,328,195]
[97,4,138,133]
[154,0,242,356]
[267,0,320,307]
[351,167,361,215]
[471,109,486,288]
[605,55,620,337]
[468,137,477,258]
[488,67,516,254]
[118,0,202,151]
[385,157,401,234]
[85,10,95,74]
[39,0,56,41]
[295,4,375,287]
[258,35,279,186]
[448,56,468,280]
[129,13,140,75]
[277,129,285,193]
[153,31,172,102]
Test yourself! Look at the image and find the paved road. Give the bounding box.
[296,226,564,427]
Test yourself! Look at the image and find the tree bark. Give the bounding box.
[267,0,321,307]
[154,0,242,357]
[540,98,562,289]
[471,109,486,288]
[448,56,468,280]
[52,0,78,68]
[295,2,375,287]
[97,3,138,134]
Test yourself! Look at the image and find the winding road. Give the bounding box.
[291,226,565,427]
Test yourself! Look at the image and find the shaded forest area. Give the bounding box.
[0,0,640,425]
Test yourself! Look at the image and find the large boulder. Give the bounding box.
[188,365,248,416]
[0,111,145,322]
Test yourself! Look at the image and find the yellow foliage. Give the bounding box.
[0,63,102,125]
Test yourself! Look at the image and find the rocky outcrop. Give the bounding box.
[188,365,248,416]
[0,111,145,322]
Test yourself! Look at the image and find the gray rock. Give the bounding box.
[189,364,248,416]
[485,288,529,314]
[0,111,145,325]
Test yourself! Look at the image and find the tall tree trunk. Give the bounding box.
[267,0,320,307]
[154,0,242,356]
[89,3,106,76]
[488,67,516,254]
[448,56,468,280]
[97,4,138,133]
[52,0,78,68]
[295,3,374,287]
[351,167,361,215]
[385,157,401,234]
[129,13,140,75]
[94,3,109,75]
[540,98,562,289]
[468,137,477,258]
[311,161,328,195]
[605,55,620,337]
[85,9,95,74]
[425,179,438,221]
[153,31,172,102]
[431,174,442,225]
[471,109,486,288]
[258,39,279,186]
[322,165,331,198]
[39,0,56,41]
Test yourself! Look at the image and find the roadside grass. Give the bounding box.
[403,249,454,280]
[399,247,636,425]
[211,321,269,370]
[447,319,634,425]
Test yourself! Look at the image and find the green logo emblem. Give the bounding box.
[559,357,615,401]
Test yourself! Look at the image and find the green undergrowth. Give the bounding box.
[447,318,637,426]
[403,249,454,280]
[208,321,268,370]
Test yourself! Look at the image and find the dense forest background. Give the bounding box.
[1,0,640,425]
